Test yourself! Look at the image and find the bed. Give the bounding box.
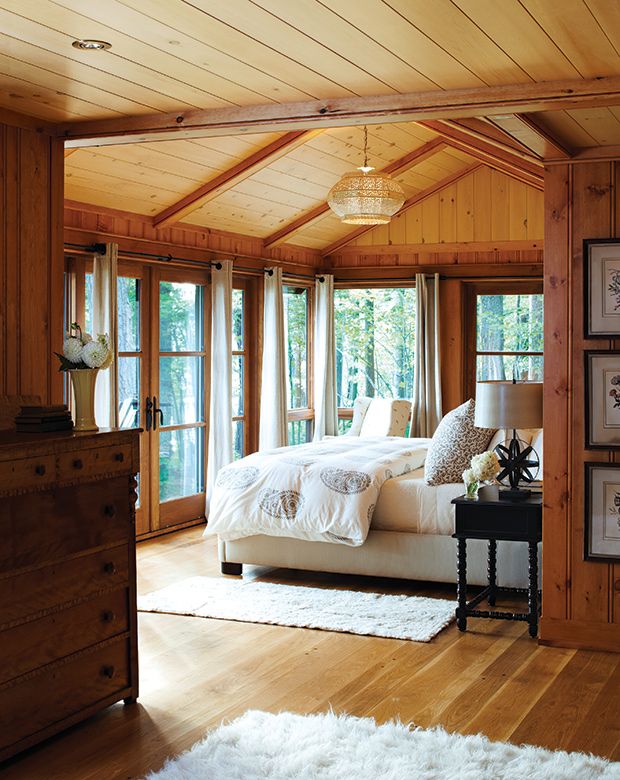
[208,434,538,588]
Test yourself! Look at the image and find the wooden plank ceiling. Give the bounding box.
[3,0,620,251]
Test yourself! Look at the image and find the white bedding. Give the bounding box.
[372,467,463,535]
[205,437,429,546]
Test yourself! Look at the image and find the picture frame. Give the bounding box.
[585,351,620,449]
[584,238,620,338]
[585,462,620,562]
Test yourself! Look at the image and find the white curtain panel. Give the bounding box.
[207,260,233,513]
[259,267,289,450]
[92,242,118,428]
[313,274,338,441]
[411,273,443,438]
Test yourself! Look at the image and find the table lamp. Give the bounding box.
[474,380,543,501]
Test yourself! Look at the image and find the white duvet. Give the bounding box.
[205,437,429,546]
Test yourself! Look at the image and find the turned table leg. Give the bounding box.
[456,537,468,631]
[487,538,497,606]
[528,540,539,638]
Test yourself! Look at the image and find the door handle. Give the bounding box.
[153,396,164,430]
[145,396,153,432]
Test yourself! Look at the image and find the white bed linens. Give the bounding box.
[206,436,429,546]
[372,467,463,535]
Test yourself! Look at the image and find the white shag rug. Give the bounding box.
[144,710,620,780]
[138,576,455,642]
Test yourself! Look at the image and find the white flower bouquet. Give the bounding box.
[462,450,501,499]
[55,322,113,371]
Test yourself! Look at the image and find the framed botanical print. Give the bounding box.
[584,239,620,338]
[585,351,620,449]
[585,462,620,562]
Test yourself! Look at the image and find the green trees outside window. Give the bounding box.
[334,287,416,409]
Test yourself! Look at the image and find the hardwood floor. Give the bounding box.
[1,526,619,779]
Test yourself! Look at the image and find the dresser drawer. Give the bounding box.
[57,443,133,483]
[0,542,129,628]
[0,454,56,493]
[0,589,129,685]
[0,478,132,573]
[0,637,130,753]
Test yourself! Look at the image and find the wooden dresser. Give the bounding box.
[0,428,140,762]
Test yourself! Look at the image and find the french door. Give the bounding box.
[115,263,209,536]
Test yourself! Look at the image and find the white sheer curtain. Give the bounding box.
[206,260,233,513]
[410,273,443,437]
[259,267,289,450]
[313,274,338,441]
[93,242,118,428]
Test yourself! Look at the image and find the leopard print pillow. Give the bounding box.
[424,399,495,486]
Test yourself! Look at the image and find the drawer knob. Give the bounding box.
[73,458,83,470]
[114,452,124,463]
[103,561,117,575]
[35,464,46,476]
[103,504,117,517]
[102,610,116,623]
[101,665,115,679]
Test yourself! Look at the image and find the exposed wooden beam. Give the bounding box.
[419,121,544,189]
[57,76,620,147]
[263,138,447,249]
[153,130,321,228]
[64,148,78,158]
[322,163,481,255]
[485,114,572,159]
[546,144,620,164]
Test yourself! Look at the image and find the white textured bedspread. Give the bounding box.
[205,437,429,546]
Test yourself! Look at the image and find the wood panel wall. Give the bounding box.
[541,161,620,653]
[346,166,544,249]
[0,114,64,403]
[64,203,323,277]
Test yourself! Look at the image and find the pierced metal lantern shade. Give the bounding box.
[327,169,405,225]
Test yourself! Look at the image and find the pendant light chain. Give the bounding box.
[363,125,369,169]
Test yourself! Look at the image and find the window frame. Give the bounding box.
[333,281,416,428]
[464,279,544,400]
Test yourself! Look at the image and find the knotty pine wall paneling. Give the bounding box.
[541,160,620,653]
[0,115,64,403]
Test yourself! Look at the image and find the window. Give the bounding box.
[334,287,416,432]
[466,282,543,397]
[284,285,312,444]
[232,287,246,460]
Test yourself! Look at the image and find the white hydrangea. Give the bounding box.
[462,468,476,485]
[81,339,110,368]
[82,332,93,343]
[470,451,500,482]
[63,337,84,364]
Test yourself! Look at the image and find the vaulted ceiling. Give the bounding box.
[4,0,620,252]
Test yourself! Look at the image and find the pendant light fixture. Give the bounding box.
[327,126,405,225]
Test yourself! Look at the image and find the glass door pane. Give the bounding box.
[156,278,207,527]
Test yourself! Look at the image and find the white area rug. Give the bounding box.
[138,576,455,642]
[145,710,620,780]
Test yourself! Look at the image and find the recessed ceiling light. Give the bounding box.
[72,39,112,51]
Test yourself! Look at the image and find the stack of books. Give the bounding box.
[15,404,73,433]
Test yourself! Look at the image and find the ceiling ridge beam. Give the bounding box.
[322,163,481,256]
[57,76,620,147]
[152,129,322,228]
[262,138,447,249]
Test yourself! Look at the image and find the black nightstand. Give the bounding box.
[451,485,542,638]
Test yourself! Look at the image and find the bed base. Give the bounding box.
[218,530,539,589]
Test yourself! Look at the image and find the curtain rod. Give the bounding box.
[64,242,319,280]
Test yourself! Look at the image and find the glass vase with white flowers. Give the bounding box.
[55,323,113,431]
[462,450,501,499]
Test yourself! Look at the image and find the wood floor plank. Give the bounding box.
[0,526,618,779]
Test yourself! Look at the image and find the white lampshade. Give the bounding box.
[474,381,543,430]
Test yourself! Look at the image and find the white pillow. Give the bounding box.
[424,399,495,485]
[359,399,411,437]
